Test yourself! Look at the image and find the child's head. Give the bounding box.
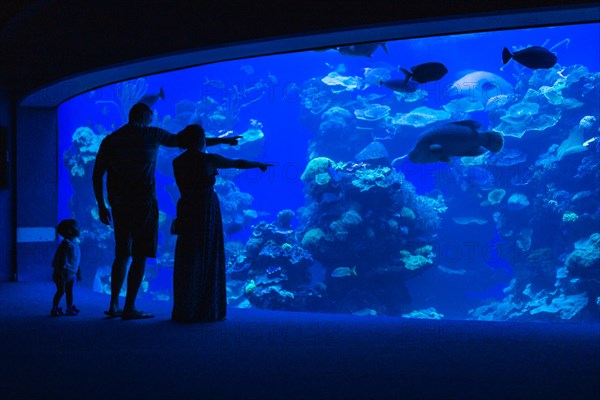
[56,219,80,240]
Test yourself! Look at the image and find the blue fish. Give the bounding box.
[502,46,557,69]
[337,42,388,57]
[399,120,504,164]
[399,62,448,84]
[139,87,165,107]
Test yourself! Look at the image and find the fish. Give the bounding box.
[225,222,245,235]
[437,265,467,275]
[399,62,448,84]
[502,46,557,69]
[139,87,165,107]
[240,65,255,75]
[337,42,388,57]
[448,71,513,105]
[395,120,504,164]
[362,67,392,89]
[379,78,418,93]
[330,266,357,278]
[452,216,488,225]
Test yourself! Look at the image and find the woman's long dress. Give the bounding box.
[172,151,226,322]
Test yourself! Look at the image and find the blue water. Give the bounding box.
[58,23,600,322]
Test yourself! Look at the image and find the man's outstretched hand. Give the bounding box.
[258,163,274,172]
[223,135,243,146]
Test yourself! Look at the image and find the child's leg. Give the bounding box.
[65,279,74,308]
[52,273,65,307]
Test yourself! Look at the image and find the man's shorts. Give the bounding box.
[111,198,158,258]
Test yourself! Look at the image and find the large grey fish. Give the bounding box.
[139,87,165,107]
[448,71,513,105]
[337,42,388,57]
[399,62,448,84]
[393,120,504,164]
[502,46,557,69]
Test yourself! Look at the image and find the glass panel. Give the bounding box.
[58,22,600,322]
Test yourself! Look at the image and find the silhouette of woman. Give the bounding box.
[171,124,272,322]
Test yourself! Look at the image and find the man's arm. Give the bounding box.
[92,142,111,225]
[158,127,242,148]
[206,136,242,147]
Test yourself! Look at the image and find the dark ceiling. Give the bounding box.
[1,0,598,104]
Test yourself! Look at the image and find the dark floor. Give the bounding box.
[0,282,598,400]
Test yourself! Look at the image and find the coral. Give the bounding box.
[562,211,579,223]
[300,78,333,115]
[214,178,256,234]
[525,248,555,268]
[354,103,390,121]
[244,280,257,294]
[468,294,523,321]
[493,102,559,138]
[281,243,292,252]
[322,106,352,120]
[320,106,352,132]
[566,233,600,272]
[489,148,527,167]
[351,166,401,192]
[330,210,363,240]
[402,307,444,319]
[516,228,533,252]
[487,188,506,205]
[320,72,362,93]
[443,98,484,115]
[239,121,265,144]
[391,106,451,128]
[394,88,428,103]
[301,157,335,183]
[524,285,588,320]
[314,173,331,186]
[399,245,435,271]
[470,282,590,321]
[507,193,530,210]
[276,209,295,229]
[355,142,389,164]
[64,127,106,177]
[556,124,589,161]
[400,207,415,220]
[301,228,326,249]
[485,94,513,111]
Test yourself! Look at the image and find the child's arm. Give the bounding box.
[52,241,68,270]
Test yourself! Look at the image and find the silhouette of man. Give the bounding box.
[93,102,239,319]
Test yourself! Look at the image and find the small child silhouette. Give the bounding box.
[50,219,82,316]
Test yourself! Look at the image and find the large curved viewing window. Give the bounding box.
[58,22,600,322]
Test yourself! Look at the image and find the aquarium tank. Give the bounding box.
[58,22,600,323]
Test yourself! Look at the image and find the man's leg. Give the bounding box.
[123,255,147,313]
[108,255,129,313]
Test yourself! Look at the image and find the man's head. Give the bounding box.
[128,103,153,125]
